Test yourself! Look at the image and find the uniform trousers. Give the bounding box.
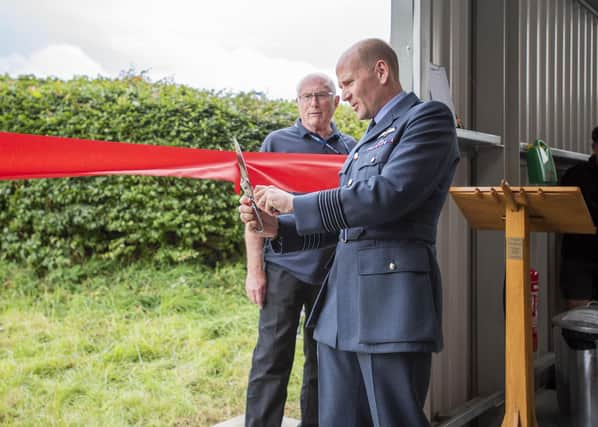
[317,343,431,427]
[245,263,320,427]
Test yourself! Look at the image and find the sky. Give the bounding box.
[0,1,390,100]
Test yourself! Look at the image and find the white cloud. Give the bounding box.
[105,30,328,99]
[1,1,390,99]
[0,44,107,79]
[0,39,329,99]
[151,45,321,100]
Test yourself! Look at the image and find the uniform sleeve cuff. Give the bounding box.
[293,189,348,234]
[317,188,349,232]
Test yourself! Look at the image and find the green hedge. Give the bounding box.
[0,75,366,272]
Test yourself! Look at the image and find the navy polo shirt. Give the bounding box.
[261,119,356,285]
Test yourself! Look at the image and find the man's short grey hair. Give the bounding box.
[296,73,337,96]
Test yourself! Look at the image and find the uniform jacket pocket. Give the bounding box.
[357,244,438,344]
[353,154,384,182]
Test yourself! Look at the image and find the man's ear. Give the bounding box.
[374,60,390,84]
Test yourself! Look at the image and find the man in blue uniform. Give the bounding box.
[244,73,356,427]
[240,39,459,427]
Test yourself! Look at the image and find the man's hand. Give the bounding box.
[239,196,279,237]
[254,185,294,214]
[245,269,267,309]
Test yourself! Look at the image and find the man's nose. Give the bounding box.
[341,89,350,102]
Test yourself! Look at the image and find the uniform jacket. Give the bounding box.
[272,92,460,353]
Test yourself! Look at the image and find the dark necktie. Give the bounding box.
[367,119,376,133]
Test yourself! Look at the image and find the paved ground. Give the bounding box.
[216,389,566,427]
[487,388,569,427]
[213,415,300,427]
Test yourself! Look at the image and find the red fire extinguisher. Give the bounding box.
[530,268,539,353]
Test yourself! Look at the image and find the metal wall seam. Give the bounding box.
[530,0,538,143]
[582,11,588,148]
[521,0,530,144]
[538,0,546,142]
[561,0,575,151]
[546,0,556,148]
[572,2,579,152]
[592,14,597,133]
[555,0,564,149]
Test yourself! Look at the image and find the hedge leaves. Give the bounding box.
[0,75,365,272]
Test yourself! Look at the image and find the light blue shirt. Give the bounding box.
[372,91,407,125]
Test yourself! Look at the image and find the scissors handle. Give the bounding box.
[250,199,264,232]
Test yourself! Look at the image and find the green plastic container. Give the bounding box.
[526,139,558,185]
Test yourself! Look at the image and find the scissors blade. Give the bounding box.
[233,137,251,186]
[233,137,264,232]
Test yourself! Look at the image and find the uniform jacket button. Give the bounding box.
[347,178,353,187]
[353,152,359,160]
[389,262,397,271]
[370,156,376,163]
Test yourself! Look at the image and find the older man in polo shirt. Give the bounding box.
[244,72,356,427]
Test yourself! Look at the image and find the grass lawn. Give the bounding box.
[0,261,306,426]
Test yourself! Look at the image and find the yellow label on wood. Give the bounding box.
[507,238,523,259]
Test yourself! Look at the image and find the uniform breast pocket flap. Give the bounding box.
[356,245,437,344]
[354,156,384,181]
[357,245,429,275]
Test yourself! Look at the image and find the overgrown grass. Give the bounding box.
[0,261,306,426]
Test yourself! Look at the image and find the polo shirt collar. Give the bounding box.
[295,119,340,141]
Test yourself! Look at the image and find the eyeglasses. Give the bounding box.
[298,91,335,103]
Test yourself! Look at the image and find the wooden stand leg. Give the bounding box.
[501,206,538,427]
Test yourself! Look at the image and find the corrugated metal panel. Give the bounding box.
[450,0,471,128]
[427,0,473,417]
[543,0,559,150]
[391,0,598,421]
[520,0,598,153]
[428,0,598,419]
[429,0,471,127]
[429,154,472,415]
[593,10,597,131]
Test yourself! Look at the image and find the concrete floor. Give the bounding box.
[214,389,569,427]
[486,388,570,427]
[535,388,565,427]
[212,415,300,427]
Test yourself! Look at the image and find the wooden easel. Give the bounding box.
[450,182,595,427]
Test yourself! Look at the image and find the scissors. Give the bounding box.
[233,137,264,232]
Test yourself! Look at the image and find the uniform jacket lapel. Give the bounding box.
[342,92,421,174]
[358,92,421,145]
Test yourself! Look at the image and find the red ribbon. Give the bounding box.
[0,132,346,193]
